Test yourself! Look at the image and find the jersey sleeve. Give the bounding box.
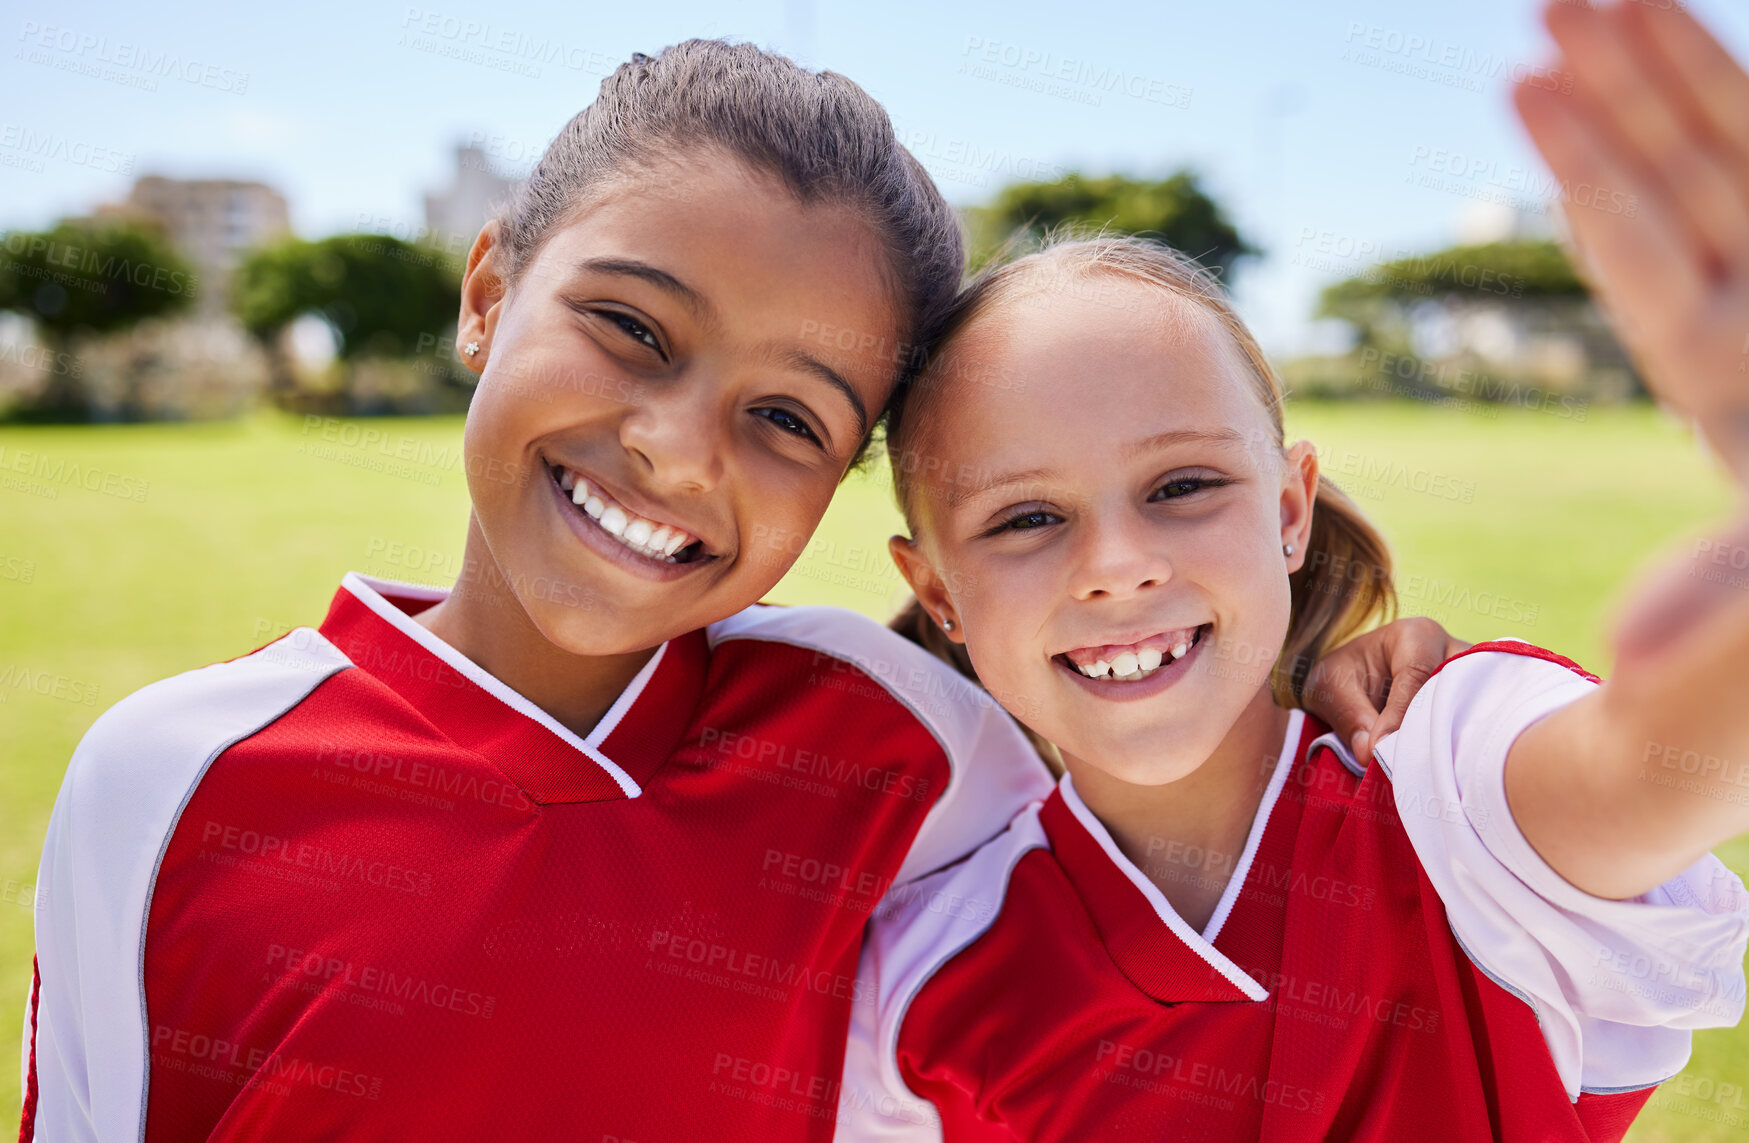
[1371,640,1749,1100]
[20,630,349,1142]
[885,672,1054,887]
[835,806,1049,1142]
[836,976,944,1142]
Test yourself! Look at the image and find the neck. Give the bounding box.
[1065,687,1292,934]
[413,514,658,740]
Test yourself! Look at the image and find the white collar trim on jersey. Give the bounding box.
[1201,708,1304,944]
[1056,708,1305,1003]
[340,572,659,798]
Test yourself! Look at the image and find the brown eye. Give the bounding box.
[1151,476,1231,500]
[983,506,1062,537]
[608,313,659,350]
[752,406,822,447]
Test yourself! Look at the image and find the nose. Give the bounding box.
[619,374,726,493]
[1067,508,1173,602]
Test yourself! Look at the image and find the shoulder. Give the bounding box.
[1417,637,1599,718]
[1430,638,1600,684]
[1374,638,1598,782]
[62,628,351,825]
[708,603,1030,756]
[710,604,989,696]
[713,605,1055,882]
[29,629,356,1140]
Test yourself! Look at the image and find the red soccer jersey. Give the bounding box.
[20,574,1053,1141]
[839,644,1749,1142]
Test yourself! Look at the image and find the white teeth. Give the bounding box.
[1069,632,1204,683]
[558,468,699,562]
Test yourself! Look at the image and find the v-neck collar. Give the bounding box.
[318,573,708,805]
[1041,709,1309,1005]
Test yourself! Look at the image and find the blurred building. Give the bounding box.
[424,144,519,257]
[96,176,292,313]
[1424,202,1636,398]
[1453,201,1555,246]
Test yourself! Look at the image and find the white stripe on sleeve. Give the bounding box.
[835,806,1048,1141]
[27,628,349,1142]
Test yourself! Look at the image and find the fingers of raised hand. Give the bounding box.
[1625,0,1749,194]
[1512,75,1706,349]
[1548,2,1749,278]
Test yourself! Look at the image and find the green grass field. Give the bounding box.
[1,403,1746,1138]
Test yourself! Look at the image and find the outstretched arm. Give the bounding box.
[1506,0,1749,900]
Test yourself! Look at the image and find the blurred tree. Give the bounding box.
[232,234,462,407]
[0,220,196,420]
[964,171,1257,280]
[1314,239,1639,401]
[1318,239,1585,353]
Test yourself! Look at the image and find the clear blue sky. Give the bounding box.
[5,0,1746,353]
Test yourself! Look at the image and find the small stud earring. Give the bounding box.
[941,617,954,632]
[464,341,480,356]
[1283,543,1295,556]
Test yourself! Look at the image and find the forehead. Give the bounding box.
[923,278,1271,459]
[526,156,902,364]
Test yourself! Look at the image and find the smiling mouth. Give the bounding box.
[1055,624,1210,682]
[547,464,711,565]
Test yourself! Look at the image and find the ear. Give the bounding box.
[1281,441,1319,575]
[457,220,507,375]
[888,534,965,645]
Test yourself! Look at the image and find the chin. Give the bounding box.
[1063,734,1210,787]
[522,597,656,657]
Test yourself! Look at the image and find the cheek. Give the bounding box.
[467,308,553,445]
[957,554,1053,684]
[733,462,841,580]
[1212,550,1294,671]
[461,380,535,495]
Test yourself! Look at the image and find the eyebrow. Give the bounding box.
[945,467,1054,510]
[1123,427,1251,456]
[775,347,869,441]
[574,257,712,320]
[945,427,1252,510]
